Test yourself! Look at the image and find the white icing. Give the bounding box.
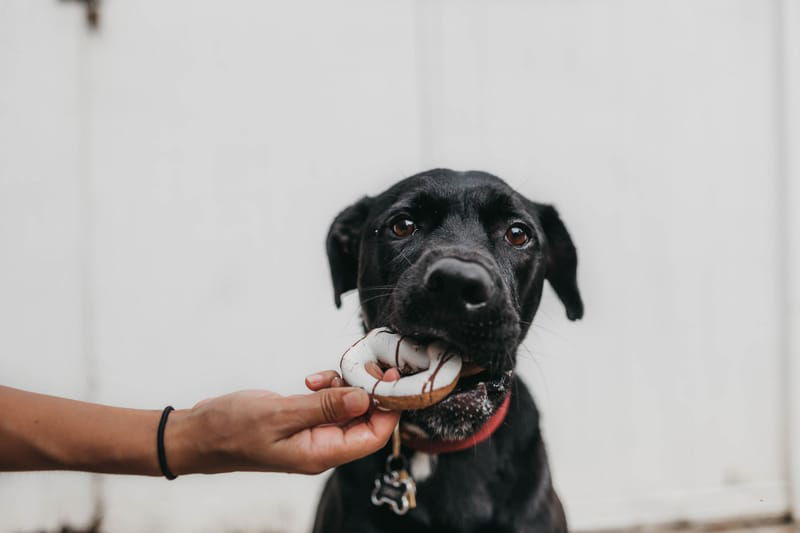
[340,328,463,398]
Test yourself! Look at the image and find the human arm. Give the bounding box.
[0,370,398,476]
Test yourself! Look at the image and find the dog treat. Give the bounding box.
[340,328,463,410]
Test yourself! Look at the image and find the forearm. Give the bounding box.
[0,386,183,475]
[0,378,397,477]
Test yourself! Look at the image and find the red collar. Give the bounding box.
[400,393,511,454]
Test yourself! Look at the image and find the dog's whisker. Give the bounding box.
[520,317,569,341]
[359,285,397,307]
[358,285,397,292]
[527,323,568,342]
[358,293,393,306]
[518,342,554,411]
[391,249,413,267]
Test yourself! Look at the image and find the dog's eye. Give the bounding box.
[391,217,416,238]
[504,224,530,247]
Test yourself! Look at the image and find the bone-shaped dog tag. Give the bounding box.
[398,468,417,509]
[371,470,416,515]
[371,423,417,515]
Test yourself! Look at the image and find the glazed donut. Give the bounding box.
[339,328,463,410]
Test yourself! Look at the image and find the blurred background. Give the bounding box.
[2,0,799,531]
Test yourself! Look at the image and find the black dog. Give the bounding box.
[315,169,582,533]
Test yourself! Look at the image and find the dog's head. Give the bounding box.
[327,169,582,440]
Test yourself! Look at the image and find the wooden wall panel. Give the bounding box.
[0,2,96,530]
[85,2,422,531]
[424,0,787,528]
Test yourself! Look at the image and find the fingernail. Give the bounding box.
[384,368,401,381]
[364,361,382,379]
[306,373,322,384]
[343,389,367,414]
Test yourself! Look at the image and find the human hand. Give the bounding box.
[166,366,400,475]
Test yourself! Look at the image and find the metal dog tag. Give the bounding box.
[371,462,416,515]
[371,424,417,515]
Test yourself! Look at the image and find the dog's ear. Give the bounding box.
[326,196,373,308]
[530,202,584,321]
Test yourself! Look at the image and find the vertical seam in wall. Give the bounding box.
[779,0,800,518]
[774,0,794,518]
[414,0,444,167]
[475,0,489,163]
[78,21,104,526]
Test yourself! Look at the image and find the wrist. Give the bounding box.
[163,408,202,476]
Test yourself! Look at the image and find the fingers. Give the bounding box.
[339,408,401,462]
[294,364,401,432]
[305,370,343,391]
[280,365,404,473]
[365,363,402,382]
[278,387,371,432]
[301,409,401,472]
[364,361,383,380]
[383,367,400,381]
[305,364,400,392]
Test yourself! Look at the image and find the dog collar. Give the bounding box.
[400,393,511,454]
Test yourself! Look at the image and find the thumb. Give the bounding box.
[278,387,371,431]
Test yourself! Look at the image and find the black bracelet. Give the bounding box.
[157,406,178,480]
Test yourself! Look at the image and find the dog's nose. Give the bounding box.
[424,258,494,308]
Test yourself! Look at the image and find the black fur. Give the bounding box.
[317,169,582,532]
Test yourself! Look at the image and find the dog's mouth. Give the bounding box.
[442,358,512,409]
[394,332,515,441]
[450,362,509,401]
[459,361,486,378]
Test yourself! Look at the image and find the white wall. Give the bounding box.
[0,1,795,531]
[781,0,800,519]
[0,3,98,530]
